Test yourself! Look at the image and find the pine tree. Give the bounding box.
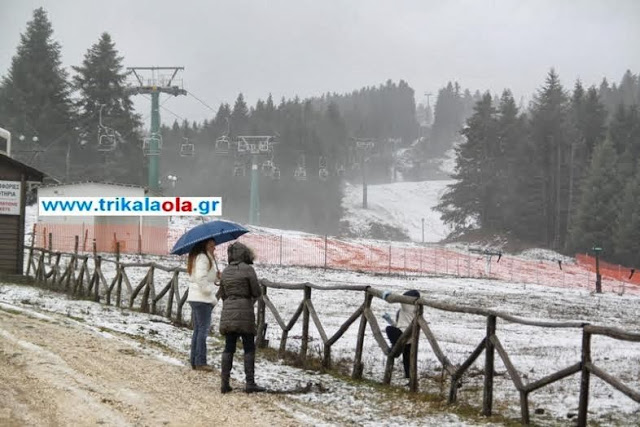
[0,7,75,175]
[567,139,621,254]
[436,93,498,232]
[614,163,640,267]
[72,32,142,184]
[231,93,249,136]
[529,69,570,249]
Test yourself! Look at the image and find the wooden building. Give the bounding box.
[0,153,44,274]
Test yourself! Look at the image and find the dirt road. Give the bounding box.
[0,306,297,426]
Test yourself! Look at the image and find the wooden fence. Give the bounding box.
[24,244,640,426]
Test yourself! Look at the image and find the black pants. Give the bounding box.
[386,326,411,378]
[224,332,256,354]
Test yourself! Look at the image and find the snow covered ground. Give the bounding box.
[5,259,640,425]
[342,180,454,243]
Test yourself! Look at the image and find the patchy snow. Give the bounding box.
[342,180,454,243]
[5,258,640,425]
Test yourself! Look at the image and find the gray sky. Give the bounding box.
[1,0,639,126]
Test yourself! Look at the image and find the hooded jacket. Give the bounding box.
[218,242,262,335]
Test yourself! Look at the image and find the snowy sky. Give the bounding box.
[1,0,639,126]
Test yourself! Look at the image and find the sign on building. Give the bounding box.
[0,180,21,215]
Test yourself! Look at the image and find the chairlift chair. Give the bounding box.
[261,160,274,175]
[215,136,230,154]
[97,134,117,152]
[143,134,162,156]
[258,139,270,152]
[249,143,260,155]
[272,167,281,180]
[319,168,329,181]
[336,164,346,177]
[179,140,195,157]
[233,162,246,177]
[237,139,248,153]
[294,166,307,181]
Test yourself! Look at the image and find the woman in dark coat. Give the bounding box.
[218,242,265,393]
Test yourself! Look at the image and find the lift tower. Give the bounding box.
[126,67,186,191]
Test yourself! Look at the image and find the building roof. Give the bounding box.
[39,180,147,190]
[0,153,45,181]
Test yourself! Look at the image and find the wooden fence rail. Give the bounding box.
[24,245,640,426]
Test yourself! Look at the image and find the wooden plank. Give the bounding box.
[584,325,640,342]
[300,286,311,364]
[363,308,390,355]
[449,338,486,404]
[263,295,287,330]
[326,304,364,346]
[588,362,640,402]
[490,335,524,391]
[418,317,452,370]
[306,299,328,343]
[525,362,581,393]
[409,307,422,392]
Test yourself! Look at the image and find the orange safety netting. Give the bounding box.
[576,253,640,285]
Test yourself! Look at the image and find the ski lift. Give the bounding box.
[294,166,307,181]
[97,133,117,152]
[258,138,270,152]
[214,136,230,154]
[319,168,329,181]
[143,134,162,156]
[261,159,274,175]
[249,143,260,155]
[237,139,248,153]
[336,164,346,177]
[233,161,246,177]
[180,138,195,157]
[272,167,281,180]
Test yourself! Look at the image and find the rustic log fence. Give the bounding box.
[23,245,640,426]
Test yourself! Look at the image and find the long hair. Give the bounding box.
[187,240,213,275]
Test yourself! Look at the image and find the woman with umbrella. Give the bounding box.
[171,220,250,373]
[186,239,221,371]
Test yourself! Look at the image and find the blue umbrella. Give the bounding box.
[171,220,249,255]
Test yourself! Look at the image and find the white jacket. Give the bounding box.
[187,253,219,305]
[395,303,415,343]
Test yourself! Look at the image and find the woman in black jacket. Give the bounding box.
[218,242,265,394]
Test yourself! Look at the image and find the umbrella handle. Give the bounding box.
[213,256,222,285]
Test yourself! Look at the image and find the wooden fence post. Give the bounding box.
[48,232,52,263]
[94,256,101,302]
[409,304,423,392]
[300,285,311,365]
[577,328,592,427]
[256,284,268,348]
[483,315,496,416]
[352,290,372,379]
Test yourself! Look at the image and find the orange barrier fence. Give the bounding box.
[31,223,640,295]
[576,254,640,285]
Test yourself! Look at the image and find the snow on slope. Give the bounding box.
[342,180,454,243]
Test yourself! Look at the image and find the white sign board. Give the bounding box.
[0,180,21,215]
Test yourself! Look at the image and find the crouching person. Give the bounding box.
[219,242,266,394]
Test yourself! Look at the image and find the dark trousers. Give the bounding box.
[224,332,256,355]
[386,326,411,378]
[189,301,213,367]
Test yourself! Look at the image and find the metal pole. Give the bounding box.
[148,90,160,191]
[362,155,367,209]
[249,155,260,225]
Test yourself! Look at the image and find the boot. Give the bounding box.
[244,352,266,393]
[220,352,233,394]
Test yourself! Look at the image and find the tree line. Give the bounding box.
[437,69,640,266]
[0,8,143,184]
